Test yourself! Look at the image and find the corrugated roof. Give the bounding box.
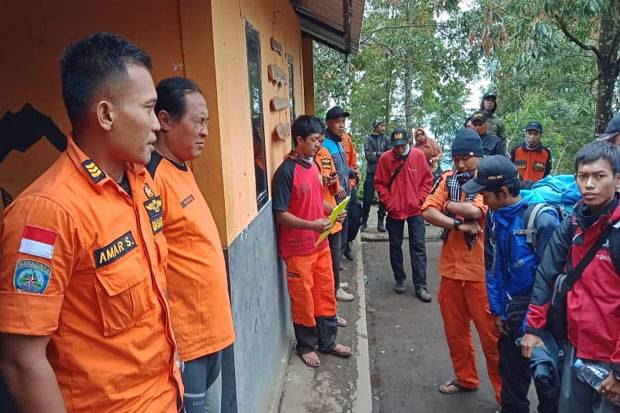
[292,0,365,54]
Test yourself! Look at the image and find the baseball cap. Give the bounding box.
[390,128,409,146]
[325,106,351,120]
[483,92,497,101]
[373,119,386,129]
[463,155,519,194]
[471,111,487,123]
[597,113,620,141]
[525,121,543,133]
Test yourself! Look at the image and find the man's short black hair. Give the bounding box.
[60,32,153,124]
[291,115,325,147]
[575,141,620,174]
[155,77,202,120]
[488,181,520,197]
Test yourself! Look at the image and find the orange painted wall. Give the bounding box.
[210,0,305,244]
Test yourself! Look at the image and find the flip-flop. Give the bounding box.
[299,351,320,368]
[438,380,477,394]
[337,316,348,327]
[322,343,352,358]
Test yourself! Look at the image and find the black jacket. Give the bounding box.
[363,133,391,174]
[480,132,506,156]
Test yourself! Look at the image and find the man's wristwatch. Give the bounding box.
[453,218,463,230]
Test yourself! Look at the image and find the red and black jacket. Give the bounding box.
[526,196,620,372]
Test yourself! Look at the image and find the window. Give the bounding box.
[245,22,269,210]
[288,55,296,126]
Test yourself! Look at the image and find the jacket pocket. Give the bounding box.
[94,254,155,336]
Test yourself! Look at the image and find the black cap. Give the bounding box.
[525,121,543,133]
[483,92,497,101]
[373,119,386,129]
[463,155,519,194]
[471,111,487,123]
[451,128,483,157]
[390,128,409,146]
[325,106,350,120]
[597,113,620,141]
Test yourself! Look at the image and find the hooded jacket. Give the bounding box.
[413,128,442,163]
[481,93,506,141]
[374,147,432,220]
[526,196,620,372]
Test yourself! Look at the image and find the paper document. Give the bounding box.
[315,196,350,246]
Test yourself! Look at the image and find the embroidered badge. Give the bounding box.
[143,196,163,234]
[143,183,155,199]
[13,259,52,294]
[94,231,138,268]
[81,160,106,183]
[180,194,195,208]
[18,226,57,259]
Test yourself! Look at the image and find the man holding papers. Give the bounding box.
[272,115,352,369]
[375,128,433,302]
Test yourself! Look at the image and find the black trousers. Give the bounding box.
[361,172,386,225]
[498,333,558,413]
[385,215,427,289]
[293,317,338,354]
[328,230,342,292]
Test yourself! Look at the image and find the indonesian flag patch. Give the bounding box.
[18,226,57,259]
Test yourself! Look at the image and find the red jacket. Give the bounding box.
[374,148,432,220]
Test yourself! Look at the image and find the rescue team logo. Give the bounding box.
[533,161,546,171]
[143,196,163,234]
[94,231,137,268]
[81,160,106,183]
[13,259,52,294]
[143,183,155,199]
[181,194,195,208]
[19,225,57,259]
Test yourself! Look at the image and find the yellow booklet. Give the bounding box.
[315,196,350,246]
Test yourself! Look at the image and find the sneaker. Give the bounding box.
[339,282,350,289]
[377,224,386,233]
[336,288,354,302]
[394,281,406,294]
[415,288,432,303]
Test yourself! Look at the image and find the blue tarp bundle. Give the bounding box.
[521,175,581,214]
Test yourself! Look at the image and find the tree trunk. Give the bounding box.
[594,4,620,132]
[403,0,414,130]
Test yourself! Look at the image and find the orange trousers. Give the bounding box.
[438,277,502,403]
[284,247,336,327]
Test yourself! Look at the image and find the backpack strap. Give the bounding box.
[514,203,556,252]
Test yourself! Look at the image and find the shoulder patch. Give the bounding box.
[82,160,106,183]
[13,259,52,294]
[94,231,138,268]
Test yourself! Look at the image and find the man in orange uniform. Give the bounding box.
[0,33,182,412]
[421,128,502,403]
[509,121,552,188]
[272,115,352,368]
[147,77,235,413]
[340,131,361,261]
[315,137,354,306]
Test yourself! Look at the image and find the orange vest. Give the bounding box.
[512,145,551,183]
[315,147,342,234]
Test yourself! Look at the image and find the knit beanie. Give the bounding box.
[451,128,483,157]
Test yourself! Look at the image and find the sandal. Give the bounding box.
[322,343,352,358]
[337,316,348,328]
[438,379,477,394]
[299,351,320,368]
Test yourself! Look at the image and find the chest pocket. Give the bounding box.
[533,161,546,171]
[94,253,155,336]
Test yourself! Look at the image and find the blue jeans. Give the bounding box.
[182,351,222,413]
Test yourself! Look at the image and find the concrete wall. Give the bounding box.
[223,202,292,413]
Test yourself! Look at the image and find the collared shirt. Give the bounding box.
[0,138,182,412]
[147,152,235,362]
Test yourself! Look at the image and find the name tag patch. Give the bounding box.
[143,196,163,234]
[181,194,195,208]
[94,231,137,268]
[13,259,52,294]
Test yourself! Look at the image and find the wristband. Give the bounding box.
[453,218,463,230]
